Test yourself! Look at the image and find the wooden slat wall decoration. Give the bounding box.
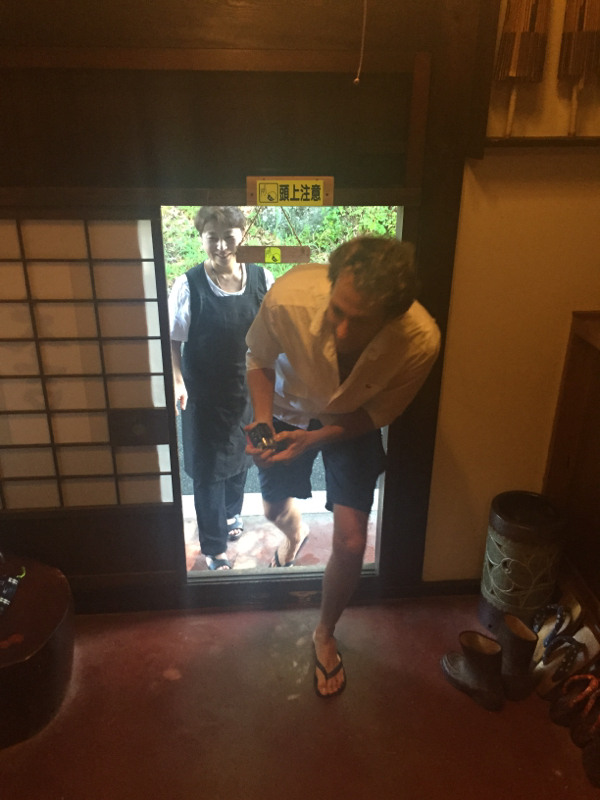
[494,0,552,82]
[558,0,600,81]
[493,0,552,136]
[558,0,600,134]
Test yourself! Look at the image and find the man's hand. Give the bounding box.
[245,424,315,468]
[268,429,312,464]
[174,378,188,416]
[245,421,278,468]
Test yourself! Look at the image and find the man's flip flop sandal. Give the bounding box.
[227,515,244,542]
[314,651,347,698]
[269,534,309,568]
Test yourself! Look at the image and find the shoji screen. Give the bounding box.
[0,218,177,511]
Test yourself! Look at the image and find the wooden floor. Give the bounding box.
[0,595,596,798]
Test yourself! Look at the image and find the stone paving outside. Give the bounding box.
[184,491,378,573]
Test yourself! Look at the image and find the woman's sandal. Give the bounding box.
[534,624,600,701]
[205,555,232,571]
[227,515,244,542]
[532,594,583,665]
[549,673,600,727]
[532,604,569,664]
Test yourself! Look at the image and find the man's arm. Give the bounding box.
[170,340,188,415]
[246,367,275,425]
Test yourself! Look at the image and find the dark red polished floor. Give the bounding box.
[0,595,595,798]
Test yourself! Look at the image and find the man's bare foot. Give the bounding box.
[313,630,346,697]
[271,523,309,567]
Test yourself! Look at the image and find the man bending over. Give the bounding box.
[245,236,440,697]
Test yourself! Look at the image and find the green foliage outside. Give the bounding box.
[162,206,398,289]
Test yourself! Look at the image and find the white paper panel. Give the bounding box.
[0,343,39,376]
[102,340,163,374]
[0,448,55,478]
[0,264,26,299]
[46,378,106,410]
[0,414,50,445]
[88,220,154,260]
[28,262,92,300]
[62,478,117,506]
[35,303,97,338]
[41,342,102,375]
[0,303,33,338]
[57,445,114,476]
[107,376,166,408]
[4,480,60,509]
[52,412,109,443]
[0,221,21,258]
[0,378,45,411]
[119,475,173,504]
[115,445,171,474]
[93,262,157,300]
[20,220,87,259]
[98,302,160,337]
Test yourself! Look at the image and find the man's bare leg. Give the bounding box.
[313,503,368,695]
[263,497,308,566]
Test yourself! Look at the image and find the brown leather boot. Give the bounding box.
[496,614,538,700]
[441,631,504,711]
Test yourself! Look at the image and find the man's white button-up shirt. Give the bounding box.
[246,263,441,430]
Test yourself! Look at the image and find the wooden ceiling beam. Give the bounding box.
[0,47,416,73]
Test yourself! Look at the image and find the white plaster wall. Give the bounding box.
[422,148,600,582]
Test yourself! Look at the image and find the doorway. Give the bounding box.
[161,205,399,578]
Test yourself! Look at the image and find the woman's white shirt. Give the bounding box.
[168,264,275,343]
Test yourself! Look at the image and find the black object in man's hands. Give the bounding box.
[247,423,286,452]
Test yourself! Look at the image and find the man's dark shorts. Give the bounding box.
[257,418,386,515]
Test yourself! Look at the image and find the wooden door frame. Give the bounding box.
[0,4,501,606]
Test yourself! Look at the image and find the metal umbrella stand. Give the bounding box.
[479,490,565,633]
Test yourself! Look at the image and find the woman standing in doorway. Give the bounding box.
[168,207,274,570]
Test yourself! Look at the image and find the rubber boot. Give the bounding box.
[441,631,504,711]
[496,613,538,701]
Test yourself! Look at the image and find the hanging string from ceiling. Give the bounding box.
[354,0,368,85]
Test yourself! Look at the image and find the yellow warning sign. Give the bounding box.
[248,176,333,206]
[256,179,326,206]
[265,247,281,263]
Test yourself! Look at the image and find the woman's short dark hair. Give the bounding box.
[328,236,417,318]
[193,206,246,235]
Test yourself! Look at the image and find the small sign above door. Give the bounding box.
[246,176,334,206]
[236,246,311,264]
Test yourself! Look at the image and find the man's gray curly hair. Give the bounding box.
[328,236,417,318]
